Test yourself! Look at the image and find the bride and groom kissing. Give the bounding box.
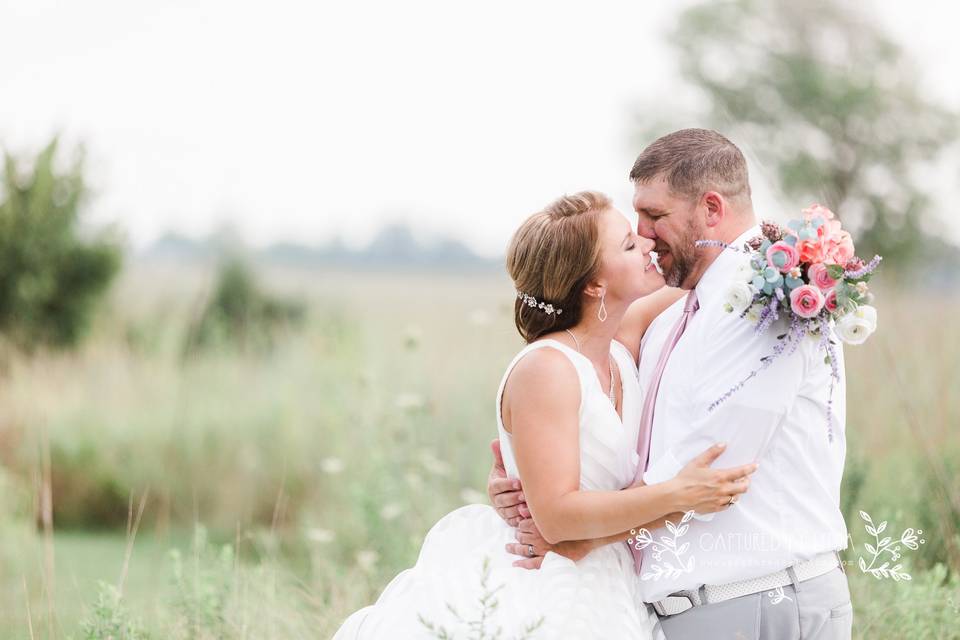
[334,129,853,639]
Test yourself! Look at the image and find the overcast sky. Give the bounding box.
[2,0,958,257]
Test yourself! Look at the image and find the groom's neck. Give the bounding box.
[681,211,758,290]
[715,210,758,245]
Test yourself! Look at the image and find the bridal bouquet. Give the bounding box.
[700,204,882,442]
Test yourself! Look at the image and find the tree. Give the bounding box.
[648,0,959,269]
[0,138,121,351]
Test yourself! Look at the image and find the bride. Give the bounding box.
[333,191,758,639]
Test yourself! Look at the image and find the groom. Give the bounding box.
[488,129,852,639]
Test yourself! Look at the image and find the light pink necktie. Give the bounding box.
[628,289,699,573]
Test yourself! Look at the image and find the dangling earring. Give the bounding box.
[597,291,608,322]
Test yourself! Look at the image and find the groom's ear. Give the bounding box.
[702,191,725,228]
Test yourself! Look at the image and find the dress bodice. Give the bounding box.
[495,338,642,492]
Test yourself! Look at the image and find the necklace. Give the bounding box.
[564,329,616,406]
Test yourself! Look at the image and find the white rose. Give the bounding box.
[725,281,755,314]
[854,304,877,331]
[734,261,755,283]
[834,305,878,345]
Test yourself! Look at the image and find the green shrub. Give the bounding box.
[0,138,121,351]
[183,258,305,355]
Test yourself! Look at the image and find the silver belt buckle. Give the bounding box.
[653,594,694,617]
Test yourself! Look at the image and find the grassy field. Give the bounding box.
[1,264,958,639]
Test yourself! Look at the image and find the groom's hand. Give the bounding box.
[506,518,591,569]
[487,439,529,527]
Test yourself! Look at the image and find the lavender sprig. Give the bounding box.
[708,315,803,412]
[695,239,748,252]
[844,255,883,279]
[818,315,841,443]
[754,296,781,336]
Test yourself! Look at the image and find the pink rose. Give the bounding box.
[766,241,800,273]
[827,228,855,265]
[790,285,825,319]
[802,204,836,222]
[796,236,828,264]
[807,263,837,292]
[824,289,838,313]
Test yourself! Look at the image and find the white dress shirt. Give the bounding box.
[636,225,849,603]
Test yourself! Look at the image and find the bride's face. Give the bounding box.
[595,207,664,302]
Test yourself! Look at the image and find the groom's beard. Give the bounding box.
[661,235,699,288]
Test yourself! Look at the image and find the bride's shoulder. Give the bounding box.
[503,342,581,417]
[505,340,581,393]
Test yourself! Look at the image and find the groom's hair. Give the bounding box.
[629,128,751,204]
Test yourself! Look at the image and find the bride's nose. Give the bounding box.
[638,236,655,254]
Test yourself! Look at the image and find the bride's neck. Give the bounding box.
[565,312,622,364]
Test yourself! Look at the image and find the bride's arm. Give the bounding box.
[508,513,683,567]
[614,286,686,363]
[505,348,755,545]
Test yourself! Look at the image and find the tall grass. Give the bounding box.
[0,264,957,638]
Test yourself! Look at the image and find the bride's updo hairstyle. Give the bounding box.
[506,191,611,343]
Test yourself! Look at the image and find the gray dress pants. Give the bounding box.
[652,566,853,640]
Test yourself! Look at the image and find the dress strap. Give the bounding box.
[495,339,587,434]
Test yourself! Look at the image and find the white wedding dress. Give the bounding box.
[332,339,656,639]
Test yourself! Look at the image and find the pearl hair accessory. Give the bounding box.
[517,291,563,315]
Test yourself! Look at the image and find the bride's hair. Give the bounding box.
[506,191,611,343]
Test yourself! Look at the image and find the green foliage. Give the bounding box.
[183,257,306,354]
[80,581,149,640]
[652,0,959,270]
[168,526,234,639]
[0,137,121,351]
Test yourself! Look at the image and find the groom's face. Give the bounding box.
[632,177,704,289]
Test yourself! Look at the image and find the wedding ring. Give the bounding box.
[527,544,535,558]
[728,495,738,506]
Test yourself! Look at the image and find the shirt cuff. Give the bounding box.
[643,450,717,522]
[642,450,682,486]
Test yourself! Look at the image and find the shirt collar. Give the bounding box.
[694,224,761,308]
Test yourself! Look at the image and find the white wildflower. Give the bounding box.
[395,393,426,411]
[420,452,451,477]
[380,503,404,521]
[356,550,380,572]
[460,488,486,504]
[306,528,335,544]
[320,457,345,474]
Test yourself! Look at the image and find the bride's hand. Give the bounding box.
[506,518,592,568]
[668,443,759,514]
[506,517,551,569]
